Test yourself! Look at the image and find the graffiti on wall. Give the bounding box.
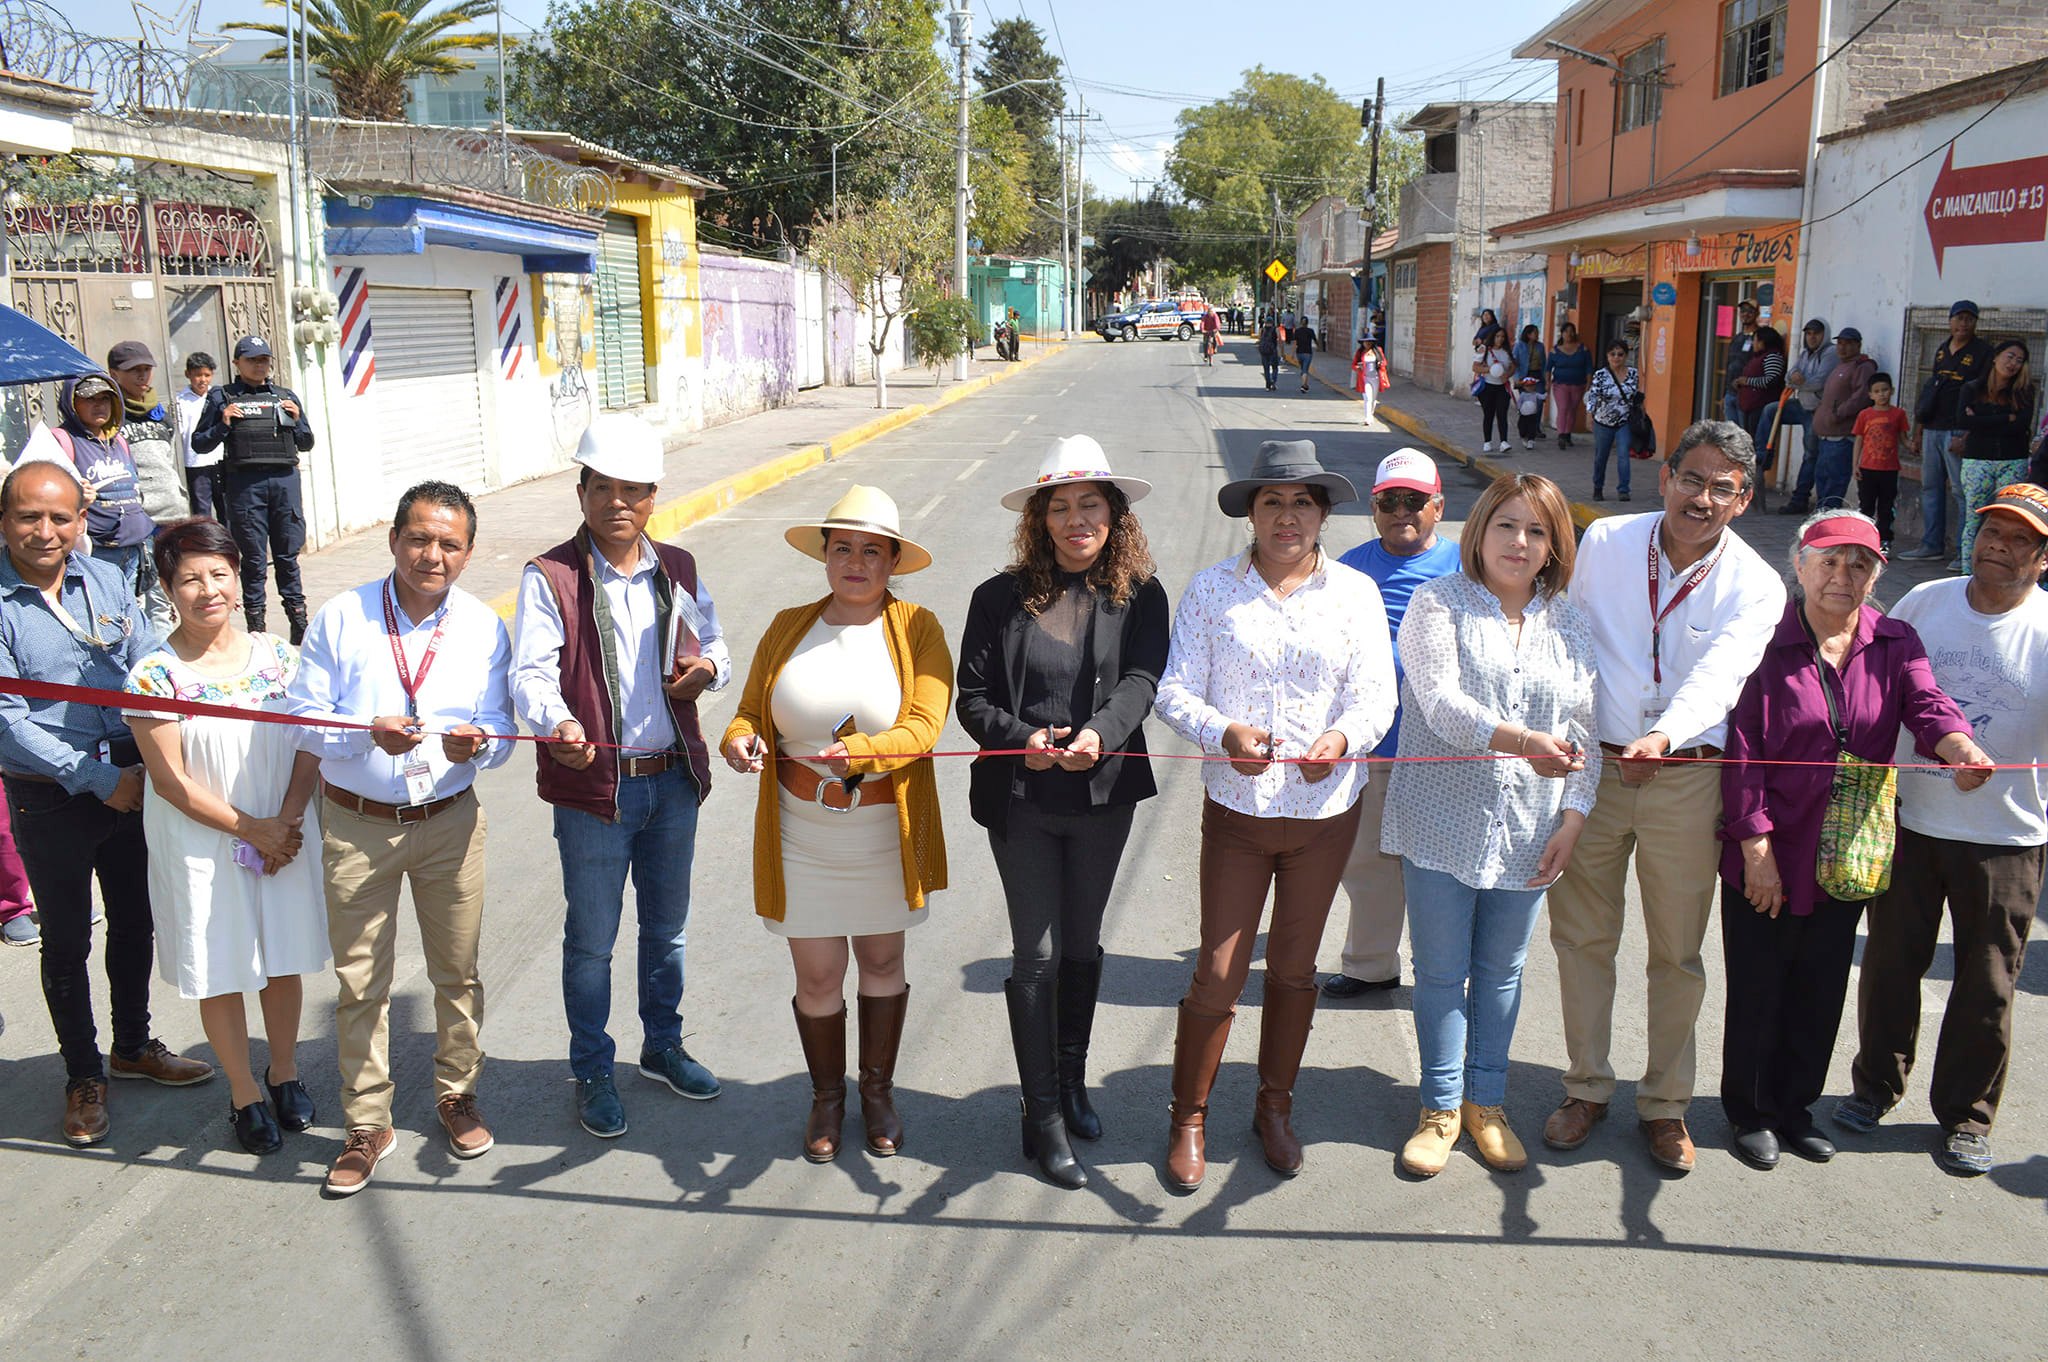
[697,253,797,425]
[544,273,594,454]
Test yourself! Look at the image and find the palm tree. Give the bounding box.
[224,0,504,123]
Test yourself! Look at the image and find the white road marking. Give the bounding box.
[1023,414,1039,424]
[998,431,1018,445]
[1057,385,1072,396]
[953,459,985,483]
[913,494,945,519]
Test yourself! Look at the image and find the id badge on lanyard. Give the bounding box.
[385,579,447,805]
[1645,524,1723,728]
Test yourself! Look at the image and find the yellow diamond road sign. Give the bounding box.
[1265,259,1288,283]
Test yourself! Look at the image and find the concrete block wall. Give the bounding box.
[1829,0,2048,132]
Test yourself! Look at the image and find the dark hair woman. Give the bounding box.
[956,436,1168,1188]
[1474,326,1516,453]
[1513,323,1548,449]
[1956,339,2039,564]
[122,517,328,1154]
[1547,323,1591,449]
[1734,326,1788,451]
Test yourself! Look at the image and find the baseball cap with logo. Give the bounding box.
[1372,448,1440,495]
[1974,483,2048,537]
[1950,299,1980,318]
[233,335,273,360]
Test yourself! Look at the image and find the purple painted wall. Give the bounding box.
[697,251,800,425]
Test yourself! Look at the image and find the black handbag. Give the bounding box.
[1914,373,1942,425]
[1628,393,1658,458]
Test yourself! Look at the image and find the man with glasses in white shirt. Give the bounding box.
[1544,420,1786,1172]
[289,480,515,1196]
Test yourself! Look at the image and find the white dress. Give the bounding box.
[123,633,330,998]
[765,616,926,939]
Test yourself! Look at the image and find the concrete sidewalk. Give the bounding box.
[299,342,1067,616]
[1305,349,1957,608]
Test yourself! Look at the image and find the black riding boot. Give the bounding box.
[1056,949,1105,1141]
[1005,977,1086,1189]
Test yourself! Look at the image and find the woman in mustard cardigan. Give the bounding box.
[720,486,952,1164]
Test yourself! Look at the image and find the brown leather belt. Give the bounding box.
[1599,741,1723,761]
[618,751,680,778]
[322,780,469,825]
[776,761,895,813]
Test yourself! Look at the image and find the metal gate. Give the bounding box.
[594,215,647,407]
[794,264,827,390]
[367,287,490,498]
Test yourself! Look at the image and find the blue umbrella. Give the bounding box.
[0,303,102,387]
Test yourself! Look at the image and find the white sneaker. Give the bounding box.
[1480,441,1494,452]
[1523,439,1534,450]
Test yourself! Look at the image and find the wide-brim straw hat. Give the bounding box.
[784,484,934,573]
[999,434,1152,512]
[1216,439,1357,517]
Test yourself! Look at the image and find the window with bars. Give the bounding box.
[1616,40,1665,133]
[1393,260,1418,290]
[1720,0,1786,96]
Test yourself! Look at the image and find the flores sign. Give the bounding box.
[1924,145,2048,273]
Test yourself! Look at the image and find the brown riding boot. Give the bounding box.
[794,1000,847,1163]
[1164,1002,1233,1191]
[1253,981,1318,1176]
[857,988,909,1156]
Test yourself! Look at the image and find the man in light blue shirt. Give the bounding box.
[1324,449,1463,998]
[0,458,213,1148]
[288,479,514,1196]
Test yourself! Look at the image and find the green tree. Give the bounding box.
[973,17,1064,253]
[966,101,1033,255]
[512,0,948,251]
[1083,193,1178,301]
[810,188,950,409]
[225,0,500,123]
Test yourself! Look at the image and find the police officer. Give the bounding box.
[190,336,315,642]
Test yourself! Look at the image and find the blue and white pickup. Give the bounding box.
[1095,299,1203,342]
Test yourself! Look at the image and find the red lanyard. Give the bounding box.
[1647,523,1725,686]
[383,578,446,718]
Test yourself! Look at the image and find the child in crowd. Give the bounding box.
[1852,371,1910,554]
[174,351,223,521]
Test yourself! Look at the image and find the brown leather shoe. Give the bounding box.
[1542,1096,1608,1150]
[1252,982,1317,1177]
[857,989,908,1156]
[794,1000,847,1163]
[108,1039,214,1087]
[63,1077,110,1147]
[1640,1117,1696,1172]
[326,1126,397,1196]
[1165,1003,1233,1191]
[437,1093,494,1158]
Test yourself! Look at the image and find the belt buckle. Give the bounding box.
[813,777,860,814]
[395,800,430,825]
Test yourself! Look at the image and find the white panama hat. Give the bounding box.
[783,484,934,573]
[999,434,1153,513]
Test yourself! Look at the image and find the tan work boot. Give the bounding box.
[1461,1101,1529,1172]
[1400,1107,1462,1177]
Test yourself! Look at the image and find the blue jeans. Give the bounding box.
[1592,420,1632,494]
[1260,352,1279,385]
[1798,436,1855,509]
[1917,428,1965,555]
[555,765,699,1079]
[1722,388,1741,424]
[1403,861,1547,1109]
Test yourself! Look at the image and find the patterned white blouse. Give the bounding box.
[1381,572,1603,889]
[1155,549,1396,820]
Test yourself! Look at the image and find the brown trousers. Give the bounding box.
[1185,797,1364,1016]
[324,791,489,1130]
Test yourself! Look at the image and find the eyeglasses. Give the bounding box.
[1374,491,1434,513]
[1673,471,1748,505]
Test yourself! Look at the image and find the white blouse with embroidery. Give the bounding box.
[1155,549,1395,820]
[1381,572,1603,888]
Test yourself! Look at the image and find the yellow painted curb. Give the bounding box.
[486,344,1069,621]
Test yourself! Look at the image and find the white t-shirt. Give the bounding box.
[174,387,217,468]
[1890,578,2048,847]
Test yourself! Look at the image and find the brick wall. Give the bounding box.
[1415,244,1453,391]
[1830,0,2048,131]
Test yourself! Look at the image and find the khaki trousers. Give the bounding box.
[1546,760,1721,1119]
[324,790,489,1130]
[1335,774,1405,982]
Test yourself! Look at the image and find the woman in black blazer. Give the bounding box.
[957,436,1168,1188]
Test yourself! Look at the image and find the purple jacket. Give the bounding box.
[1718,601,1969,914]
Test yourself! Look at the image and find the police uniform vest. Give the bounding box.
[222,383,299,467]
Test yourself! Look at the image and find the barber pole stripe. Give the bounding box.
[334,266,374,396]
[494,276,526,381]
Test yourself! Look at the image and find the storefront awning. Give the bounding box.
[1493,172,1804,254]
[323,195,598,274]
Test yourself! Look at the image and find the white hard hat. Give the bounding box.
[574,413,664,484]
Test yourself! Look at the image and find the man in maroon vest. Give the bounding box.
[513,414,730,1140]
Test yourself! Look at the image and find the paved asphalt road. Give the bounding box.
[1,335,2043,1357]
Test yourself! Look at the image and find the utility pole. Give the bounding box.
[1271,186,1282,318]
[1058,125,1071,339]
[1360,78,1384,348]
[495,0,511,189]
[950,0,972,381]
[1059,101,1099,337]
[1131,178,1156,297]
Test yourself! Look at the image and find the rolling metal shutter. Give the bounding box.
[595,215,648,407]
[368,287,490,496]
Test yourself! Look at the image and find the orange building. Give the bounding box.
[1494,0,2048,468]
